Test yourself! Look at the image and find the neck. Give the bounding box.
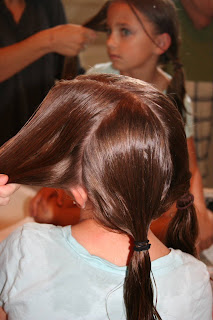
[121,65,169,92]
[71,218,170,267]
[4,0,26,23]
[121,65,156,83]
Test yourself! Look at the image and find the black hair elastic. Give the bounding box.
[176,193,194,210]
[133,240,151,252]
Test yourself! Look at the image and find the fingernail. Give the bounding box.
[0,174,8,181]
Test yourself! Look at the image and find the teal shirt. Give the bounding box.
[0,223,212,319]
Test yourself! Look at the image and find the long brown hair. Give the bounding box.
[0,74,198,320]
[84,0,187,120]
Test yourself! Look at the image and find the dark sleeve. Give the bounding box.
[43,0,67,26]
[42,0,84,79]
[42,0,67,79]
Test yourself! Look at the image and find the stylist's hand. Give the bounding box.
[49,24,97,56]
[0,174,20,206]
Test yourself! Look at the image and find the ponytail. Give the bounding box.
[165,192,198,257]
[124,250,161,320]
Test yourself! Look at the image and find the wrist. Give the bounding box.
[35,29,54,55]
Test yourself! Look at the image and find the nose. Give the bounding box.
[107,32,117,50]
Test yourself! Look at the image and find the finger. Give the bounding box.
[33,199,49,222]
[29,200,38,217]
[0,174,20,197]
[56,189,66,206]
[0,174,9,185]
[84,28,97,40]
[37,188,57,202]
[30,188,58,216]
[29,193,43,217]
[44,188,58,202]
[33,196,56,224]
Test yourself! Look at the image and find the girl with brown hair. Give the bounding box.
[0,74,211,319]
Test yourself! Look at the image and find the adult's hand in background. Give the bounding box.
[29,187,80,226]
[49,24,97,56]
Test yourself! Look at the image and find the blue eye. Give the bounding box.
[121,28,131,36]
[106,28,112,36]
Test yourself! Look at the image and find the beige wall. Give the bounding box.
[62,0,105,24]
[62,0,108,70]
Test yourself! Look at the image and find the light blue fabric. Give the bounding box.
[86,62,194,138]
[0,223,212,320]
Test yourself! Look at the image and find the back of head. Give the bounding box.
[0,74,197,320]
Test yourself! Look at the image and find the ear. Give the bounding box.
[69,186,88,209]
[155,33,171,55]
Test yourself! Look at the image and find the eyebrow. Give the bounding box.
[107,22,131,28]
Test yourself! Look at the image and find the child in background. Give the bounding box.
[85,0,213,250]
[0,74,212,319]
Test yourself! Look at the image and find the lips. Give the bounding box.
[109,53,121,60]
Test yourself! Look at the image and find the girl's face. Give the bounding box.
[106,2,159,75]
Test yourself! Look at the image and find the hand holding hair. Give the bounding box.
[49,24,97,56]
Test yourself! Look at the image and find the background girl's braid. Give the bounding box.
[166,55,187,122]
[165,191,198,257]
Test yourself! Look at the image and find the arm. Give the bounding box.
[0,308,7,320]
[187,137,213,250]
[180,0,213,29]
[0,24,96,83]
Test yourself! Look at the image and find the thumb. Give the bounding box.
[0,174,9,185]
